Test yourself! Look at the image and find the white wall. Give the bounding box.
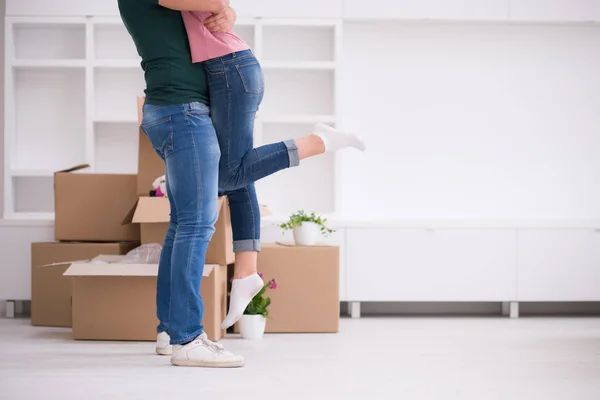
[341,22,600,220]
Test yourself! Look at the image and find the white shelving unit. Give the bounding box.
[3,16,342,220]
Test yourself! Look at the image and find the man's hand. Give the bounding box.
[204,7,237,33]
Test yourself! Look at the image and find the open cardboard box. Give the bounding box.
[64,255,227,341]
[124,196,236,265]
[55,164,140,242]
[31,242,139,328]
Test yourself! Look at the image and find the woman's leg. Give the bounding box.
[204,51,365,328]
[204,51,365,193]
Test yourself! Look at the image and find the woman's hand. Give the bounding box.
[204,7,237,33]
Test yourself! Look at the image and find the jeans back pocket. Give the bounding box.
[141,116,174,159]
[235,62,265,95]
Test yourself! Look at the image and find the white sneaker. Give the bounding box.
[170,333,244,368]
[156,332,173,356]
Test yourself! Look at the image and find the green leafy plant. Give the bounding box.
[244,273,277,318]
[279,210,335,236]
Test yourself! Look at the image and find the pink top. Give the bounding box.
[181,11,250,63]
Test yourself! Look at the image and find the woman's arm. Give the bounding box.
[158,0,229,12]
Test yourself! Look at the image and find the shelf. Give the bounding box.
[93,59,141,68]
[12,59,86,68]
[262,25,335,62]
[13,68,86,171]
[13,176,54,214]
[259,114,336,124]
[10,169,54,177]
[261,61,336,70]
[93,115,138,123]
[262,69,334,116]
[3,211,55,221]
[13,22,86,60]
[94,122,139,174]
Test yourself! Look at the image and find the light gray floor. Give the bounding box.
[1,317,599,400]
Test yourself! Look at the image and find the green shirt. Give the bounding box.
[118,0,209,105]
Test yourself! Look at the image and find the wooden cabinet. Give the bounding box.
[345,228,517,301]
[518,230,600,301]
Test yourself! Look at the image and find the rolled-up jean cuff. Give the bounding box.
[233,239,261,253]
[283,139,300,168]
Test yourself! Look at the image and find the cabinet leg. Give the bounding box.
[349,302,361,319]
[509,302,519,319]
[501,302,509,316]
[6,300,15,319]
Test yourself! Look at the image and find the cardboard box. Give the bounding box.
[245,243,340,333]
[137,97,165,197]
[31,242,138,327]
[55,165,140,242]
[64,256,227,341]
[125,196,235,265]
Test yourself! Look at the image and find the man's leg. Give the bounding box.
[141,104,177,355]
[155,172,176,355]
[142,102,243,367]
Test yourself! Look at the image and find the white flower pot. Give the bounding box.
[293,222,320,246]
[238,315,267,340]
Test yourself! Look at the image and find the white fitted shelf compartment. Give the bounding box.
[13,176,55,214]
[94,68,145,122]
[94,23,139,60]
[4,16,342,220]
[14,22,86,60]
[262,69,335,116]
[257,123,336,215]
[13,67,86,172]
[94,122,139,174]
[262,25,335,62]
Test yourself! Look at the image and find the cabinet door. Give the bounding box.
[343,0,508,21]
[518,230,600,301]
[509,0,600,22]
[7,0,119,16]
[260,226,348,301]
[346,228,517,301]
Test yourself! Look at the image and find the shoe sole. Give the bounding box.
[156,347,172,356]
[171,359,244,368]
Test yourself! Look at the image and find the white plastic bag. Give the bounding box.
[121,243,162,264]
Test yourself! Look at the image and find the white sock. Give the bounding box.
[221,274,264,330]
[314,123,366,153]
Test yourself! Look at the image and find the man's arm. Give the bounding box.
[158,0,229,12]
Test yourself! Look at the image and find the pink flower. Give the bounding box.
[258,272,264,278]
[268,279,278,290]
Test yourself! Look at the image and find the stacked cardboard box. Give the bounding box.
[31,165,141,328]
[234,243,341,334]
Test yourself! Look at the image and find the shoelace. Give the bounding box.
[195,337,225,353]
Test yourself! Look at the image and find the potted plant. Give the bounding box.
[280,210,335,246]
[238,273,278,339]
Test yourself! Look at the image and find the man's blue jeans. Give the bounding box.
[141,102,220,345]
